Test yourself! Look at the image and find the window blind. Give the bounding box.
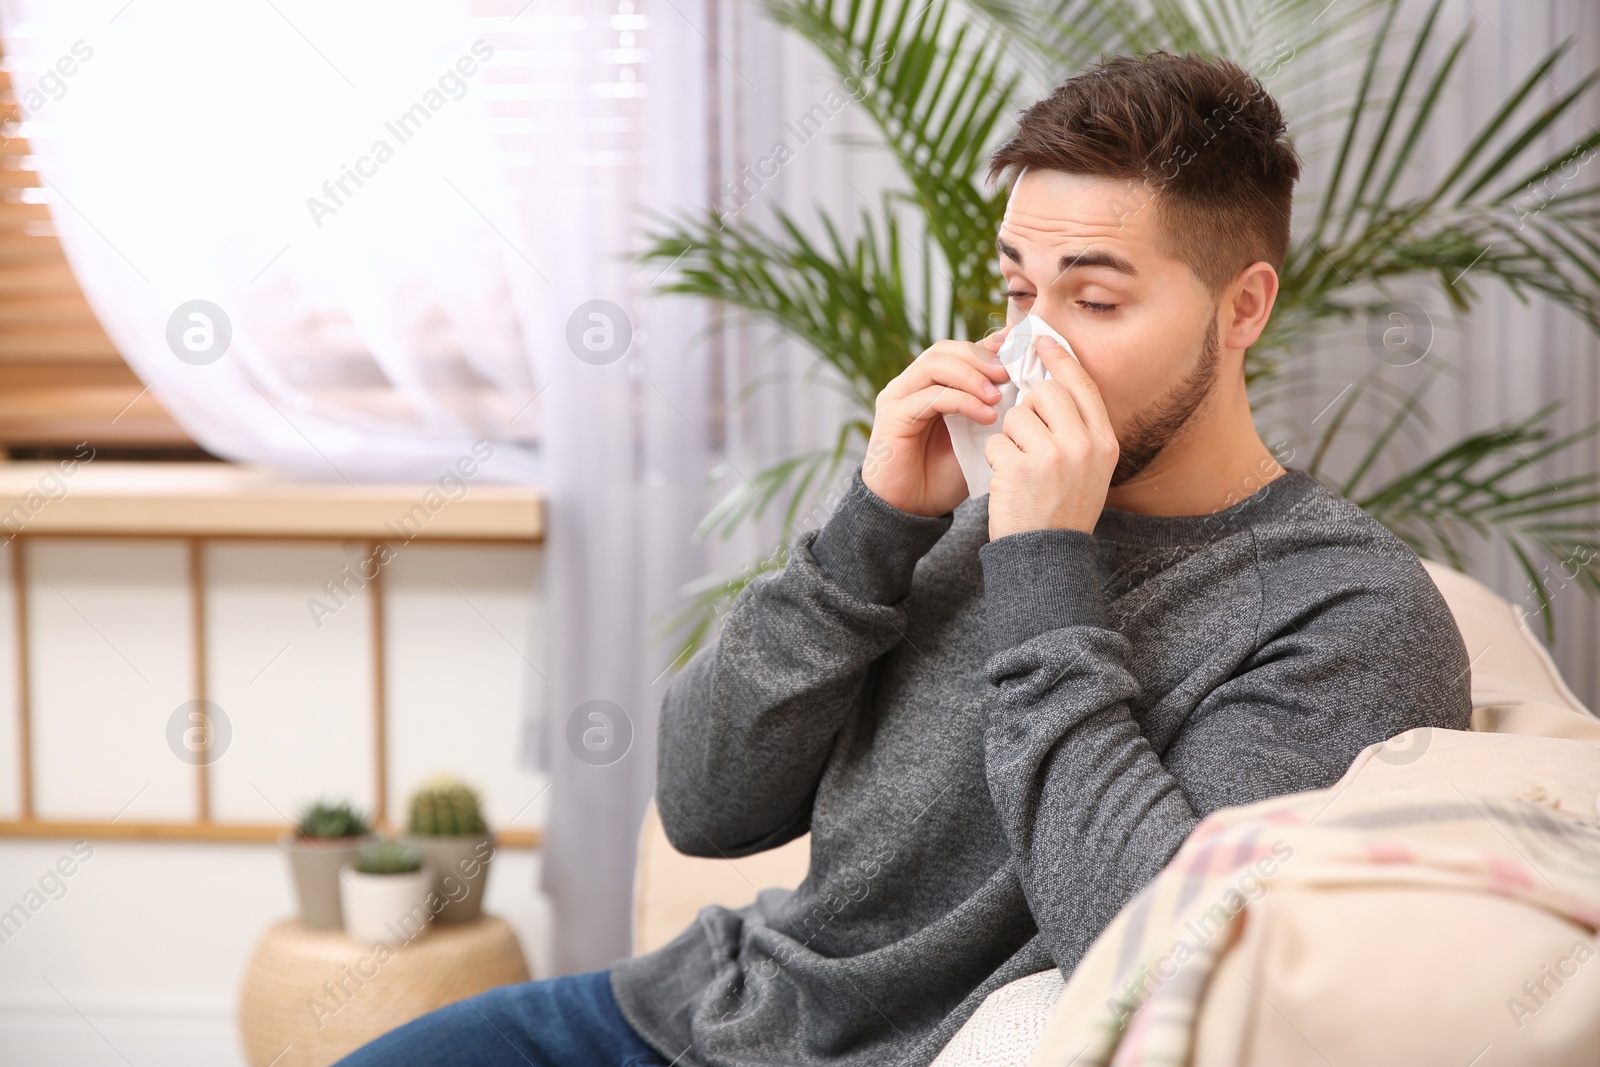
[0,34,197,457]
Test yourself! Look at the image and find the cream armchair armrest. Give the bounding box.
[631,800,811,956]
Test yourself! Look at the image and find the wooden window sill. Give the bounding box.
[0,819,541,848]
[0,461,543,542]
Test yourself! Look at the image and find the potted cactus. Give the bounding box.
[280,799,375,930]
[404,775,495,925]
[340,838,433,945]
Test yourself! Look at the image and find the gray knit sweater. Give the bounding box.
[610,462,1472,1067]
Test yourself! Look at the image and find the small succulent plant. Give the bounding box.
[355,838,423,875]
[408,775,488,837]
[295,799,372,840]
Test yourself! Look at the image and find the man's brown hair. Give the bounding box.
[987,51,1302,299]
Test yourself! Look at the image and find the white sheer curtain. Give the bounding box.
[0,0,553,480]
[0,0,743,973]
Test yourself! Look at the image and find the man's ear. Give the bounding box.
[1219,261,1279,351]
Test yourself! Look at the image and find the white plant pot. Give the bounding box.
[340,864,434,946]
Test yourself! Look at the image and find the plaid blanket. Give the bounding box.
[1032,719,1600,1067]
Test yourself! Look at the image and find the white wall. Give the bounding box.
[0,538,551,1065]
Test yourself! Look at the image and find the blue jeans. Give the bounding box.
[332,968,676,1067]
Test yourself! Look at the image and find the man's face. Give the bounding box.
[996,168,1224,486]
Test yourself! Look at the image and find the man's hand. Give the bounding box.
[986,335,1119,540]
[862,327,1015,517]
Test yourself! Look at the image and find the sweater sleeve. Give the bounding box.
[977,527,1473,978]
[656,463,955,858]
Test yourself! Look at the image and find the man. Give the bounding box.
[336,50,1471,1067]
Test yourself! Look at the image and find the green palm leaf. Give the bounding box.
[638,195,928,408]
[761,0,1019,340]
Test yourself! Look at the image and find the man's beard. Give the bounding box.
[1109,319,1222,487]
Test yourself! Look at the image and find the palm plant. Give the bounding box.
[641,0,1600,658]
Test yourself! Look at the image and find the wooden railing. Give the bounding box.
[0,461,546,848]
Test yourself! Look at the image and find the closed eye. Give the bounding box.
[1001,289,1117,315]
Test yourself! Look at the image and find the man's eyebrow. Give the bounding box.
[995,236,1139,279]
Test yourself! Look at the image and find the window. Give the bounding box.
[0,34,204,460]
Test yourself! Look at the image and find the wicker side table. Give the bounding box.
[238,915,531,1067]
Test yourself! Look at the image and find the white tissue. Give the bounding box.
[942,313,1079,498]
